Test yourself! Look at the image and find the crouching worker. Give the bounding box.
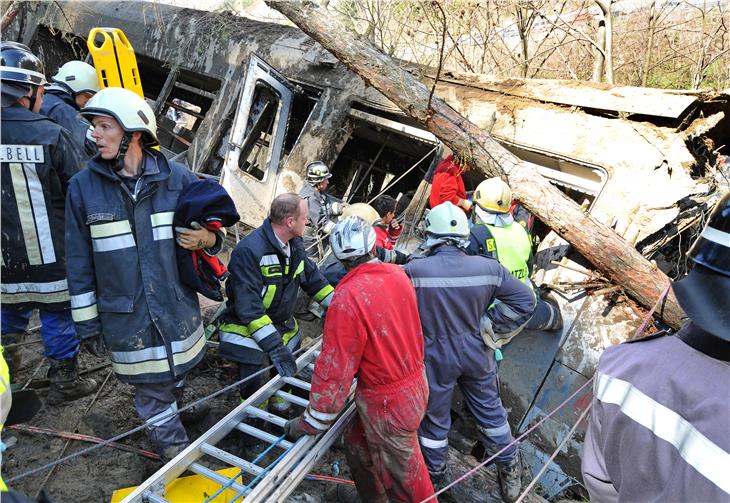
[218,194,333,423]
[286,217,435,503]
[404,202,535,502]
[65,88,217,461]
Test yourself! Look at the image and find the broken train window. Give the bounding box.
[135,54,221,156]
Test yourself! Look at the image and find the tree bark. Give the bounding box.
[640,0,658,87]
[1,1,21,34]
[267,0,684,329]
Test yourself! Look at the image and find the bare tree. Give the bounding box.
[592,0,613,83]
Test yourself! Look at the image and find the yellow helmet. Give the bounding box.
[474,177,512,213]
[341,203,379,225]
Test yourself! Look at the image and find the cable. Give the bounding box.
[7,341,318,483]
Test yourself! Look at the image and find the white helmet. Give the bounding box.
[474,177,512,214]
[425,202,469,239]
[52,61,100,95]
[306,161,332,184]
[330,216,376,261]
[81,87,158,146]
[341,203,379,225]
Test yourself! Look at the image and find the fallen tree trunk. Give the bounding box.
[267,0,684,329]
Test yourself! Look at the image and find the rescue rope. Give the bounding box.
[420,282,673,502]
[6,342,317,483]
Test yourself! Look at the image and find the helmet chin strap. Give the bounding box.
[112,133,132,172]
[27,86,41,112]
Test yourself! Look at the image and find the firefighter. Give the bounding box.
[286,216,435,503]
[582,192,730,502]
[429,154,471,213]
[403,202,536,502]
[65,87,217,461]
[299,161,342,261]
[469,177,562,344]
[218,193,334,416]
[0,42,97,405]
[39,60,99,156]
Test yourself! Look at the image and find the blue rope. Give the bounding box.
[6,343,315,484]
[227,435,296,503]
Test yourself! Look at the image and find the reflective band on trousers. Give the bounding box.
[477,422,511,437]
[594,371,730,494]
[419,436,448,449]
[146,402,178,428]
[411,275,501,289]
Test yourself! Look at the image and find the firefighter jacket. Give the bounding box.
[403,245,535,339]
[65,150,207,384]
[1,104,84,311]
[582,323,730,502]
[300,183,334,258]
[219,219,334,365]
[468,220,533,287]
[298,261,426,434]
[38,88,94,157]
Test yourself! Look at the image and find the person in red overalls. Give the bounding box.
[286,216,435,503]
[429,154,471,213]
[372,194,402,250]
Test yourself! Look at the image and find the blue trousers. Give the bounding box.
[1,308,79,360]
[134,379,189,451]
[418,332,517,471]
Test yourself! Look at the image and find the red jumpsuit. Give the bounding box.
[429,155,466,209]
[374,223,402,250]
[297,261,435,503]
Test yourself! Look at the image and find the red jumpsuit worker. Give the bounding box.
[286,216,435,503]
[429,154,471,213]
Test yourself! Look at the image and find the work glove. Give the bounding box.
[284,416,307,441]
[83,334,107,357]
[175,221,215,251]
[267,345,297,377]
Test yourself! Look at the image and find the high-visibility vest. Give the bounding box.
[476,222,533,286]
[0,346,10,492]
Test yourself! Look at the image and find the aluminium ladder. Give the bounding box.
[120,340,356,503]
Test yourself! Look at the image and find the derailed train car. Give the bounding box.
[8,0,728,497]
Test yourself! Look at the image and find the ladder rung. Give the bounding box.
[189,462,249,495]
[200,442,264,476]
[244,406,287,427]
[235,422,293,449]
[282,376,312,391]
[141,493,170,503]
[274,389,309,407]
[305,363,315,371]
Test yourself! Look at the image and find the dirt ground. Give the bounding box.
[3,307,541,503]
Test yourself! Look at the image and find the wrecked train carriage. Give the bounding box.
[11,0,729,497]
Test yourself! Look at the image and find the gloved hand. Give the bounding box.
[284,416,307,441]
[83,334,107,357]
[394,249,410,265]
[267,345,297,377]
[175,221,216,251]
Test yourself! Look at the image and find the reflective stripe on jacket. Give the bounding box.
[403,245,535,338]
[65,151,206,384]
[219,219,333,365]
[1,104,84,311]
[582,324,730,502]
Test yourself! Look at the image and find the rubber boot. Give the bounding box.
[428,465,450,492]
[496,455,522,503]
[3,333,25,375]
[46,356,98,405]
[159,443,188,464]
